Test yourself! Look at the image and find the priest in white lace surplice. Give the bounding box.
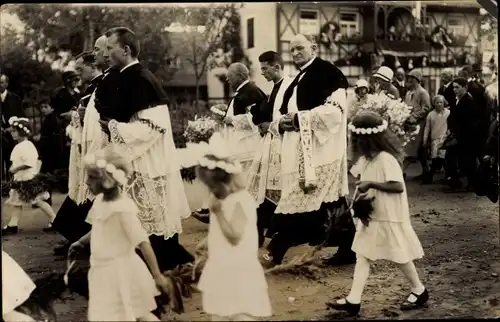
[102,27,194,272]
[246,50,291,247]
[222,63,268,174]
[52,36,110,255]
[261,34,356,267]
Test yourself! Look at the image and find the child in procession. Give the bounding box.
[326,111,427,317]
[195,133,272,321]
[68,146,170,321]
[423,95,450,183]
[2,117,57,235]
[2,250,37,322]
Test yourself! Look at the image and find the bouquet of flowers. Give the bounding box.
[349,92,420,146]
[183,116,220,144]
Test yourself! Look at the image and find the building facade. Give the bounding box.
[237,1,487,96]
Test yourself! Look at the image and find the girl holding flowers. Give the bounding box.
[193,133,272,321]
[68,146,170,321]
[326,111,427,317]
[3,117,57,235]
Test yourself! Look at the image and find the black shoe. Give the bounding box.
[400,289,429,311]
[2,225,18,235]
[326,298,361,316]
[192,209,210,224]
[260,253,279,269]
[54,242,70,256]
[42,225,57,233]
[323,252,356,266]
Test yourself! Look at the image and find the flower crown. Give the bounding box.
[83,154,128,186]
[8,117,31,135]
[179,132,242,174]
[348,119,388,135]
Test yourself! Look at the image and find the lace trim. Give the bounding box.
[275,158,348,214]
[138,118,167,134]
[109,119,126,145]
[125,172,183,239]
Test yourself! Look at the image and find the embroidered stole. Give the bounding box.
[297,111,317,186]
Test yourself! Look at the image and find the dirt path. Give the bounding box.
[2,167,499,320]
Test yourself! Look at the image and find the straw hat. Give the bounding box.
[373,66,394,82]
[355,79,369,89]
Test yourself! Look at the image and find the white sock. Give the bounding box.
[345,255,371,304]
[7,207,22,227]
[398,261,425,299]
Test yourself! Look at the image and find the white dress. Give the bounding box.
[6,140,49,206]
[86,194,159,321]
[198,190,272,318]
[350,152,424,264]
[2,251,36,315]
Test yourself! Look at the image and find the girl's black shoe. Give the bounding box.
[401,289,429,310]
[2,225,19,235]
[326,298,361,316]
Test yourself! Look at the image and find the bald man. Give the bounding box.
[393,67,407,99]
[262,34,355,268]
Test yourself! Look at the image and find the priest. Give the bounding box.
[262,34,356,267]
[52,37,110,256]
[101,27,194,271]
[247,50,291,247]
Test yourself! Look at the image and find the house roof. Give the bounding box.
[163,31,208,87]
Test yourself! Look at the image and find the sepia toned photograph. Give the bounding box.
[0,1,498,321]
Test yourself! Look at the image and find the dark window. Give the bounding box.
[247,18,254,49]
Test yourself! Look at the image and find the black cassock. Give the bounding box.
[110,63,194,271]
[39,112,66,174]
[266,57,356,264]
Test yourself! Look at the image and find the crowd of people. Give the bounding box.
[1,27,498,322]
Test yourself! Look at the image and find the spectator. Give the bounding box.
[372,66,400,99]
[51,71,81,116]
[0,74,24,182]
[403,69,432,182]
[437,68,456,111]
[393,67,408,99]
[38,101,65,175]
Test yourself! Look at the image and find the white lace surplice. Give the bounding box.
[76,91,108,204]
[275,89,350,214]
[68,111,83,201]
[108,105,191,239]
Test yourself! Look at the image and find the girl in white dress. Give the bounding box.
[193,133,272,321]
[68,146,170,321]
[2,250,36,322]
[326,111,427,317]
[3,117,56,235]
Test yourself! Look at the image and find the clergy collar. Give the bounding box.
[120,59,140,73]
[275,77,284,85]
[467,77,473,83]
[444,82,451,88]
[298,56,316,72]
[89,72,103,84]
[236,79,249,92]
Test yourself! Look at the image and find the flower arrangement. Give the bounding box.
[348,92,419,146]
[183,116,220,144]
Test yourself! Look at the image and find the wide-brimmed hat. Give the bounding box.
[355,79,369,89]
[373,66,394,83]
[407,69,423,83]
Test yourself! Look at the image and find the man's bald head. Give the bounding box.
[226,62,250,91]
[93,35,109,70]
[290,33,316,68]
[441,68,454,84]
[0,74,8,93]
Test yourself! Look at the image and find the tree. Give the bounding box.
[7,4,192,84]
[175,4,250,108]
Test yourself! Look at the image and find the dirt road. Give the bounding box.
[2,167,499,320]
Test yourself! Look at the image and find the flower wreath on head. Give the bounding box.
[83,154,128,186]
[348,119,388,135]
[179,132,242,174]
[8,116,31,134]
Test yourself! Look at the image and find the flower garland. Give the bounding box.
[348,92,418,146]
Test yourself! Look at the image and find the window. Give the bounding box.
[247,18,254,49]
[299,10,319,36]
[447,14,464,36]
[339,10,360,38]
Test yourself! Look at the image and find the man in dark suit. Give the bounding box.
[261,34,356,268]
[447,77,481,191]
[437,68,456,110]
[224,62,268,123]
[0,74,24,182]
[393,67,408,99]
